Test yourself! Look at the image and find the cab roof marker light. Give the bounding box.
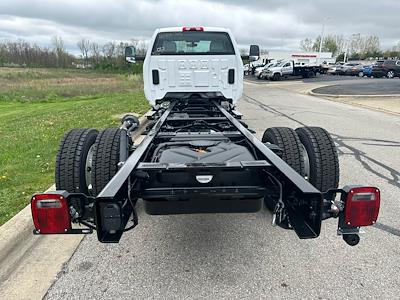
[182,26,204,32]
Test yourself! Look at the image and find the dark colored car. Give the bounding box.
[371,60,400,78]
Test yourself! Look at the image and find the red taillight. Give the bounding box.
[345,187,380,227]
[31,193,71,234]
[182,26,204,32]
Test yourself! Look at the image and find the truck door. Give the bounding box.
[281,62,293,75]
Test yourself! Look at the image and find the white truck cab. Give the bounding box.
[126,27,245,106]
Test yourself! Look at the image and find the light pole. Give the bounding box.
[318,17,330,54]
[343,38,349,63]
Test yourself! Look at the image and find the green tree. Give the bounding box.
[312,35,340,56]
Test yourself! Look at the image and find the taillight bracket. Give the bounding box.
[31,191,96,235]
[322,185,380,246]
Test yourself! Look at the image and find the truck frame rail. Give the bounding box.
[31,98,380,246]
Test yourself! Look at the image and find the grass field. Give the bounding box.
[0,67,149,225]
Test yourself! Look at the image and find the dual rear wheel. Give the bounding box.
[55,125,339,211]
[55,128,123,196]
[262,126,339,211]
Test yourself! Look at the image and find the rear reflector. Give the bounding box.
[31,193,71,234]
[345,187,380,227]
[182,26,204,32]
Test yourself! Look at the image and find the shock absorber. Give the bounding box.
[119,114,140,166]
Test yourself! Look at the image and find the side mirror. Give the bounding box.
[249,45,260,62]
[125,46,136,64]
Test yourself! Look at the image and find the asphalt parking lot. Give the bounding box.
[245,74,361,84]
[45,81,400,299]
[312,80,400,95]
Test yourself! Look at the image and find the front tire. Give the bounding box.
[272,73,281,81]
[55,128,98,195]
[295,127,339,193]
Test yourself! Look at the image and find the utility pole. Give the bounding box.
[318,17,329,64]
[318,23,325,54]
[343,38,348,63]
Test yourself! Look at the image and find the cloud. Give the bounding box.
[0,0,399,53]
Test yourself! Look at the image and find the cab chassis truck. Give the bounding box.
[31,27,380,246]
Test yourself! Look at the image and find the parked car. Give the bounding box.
[255,62,276,79]
[360,65,373,77]
[254,65,266,79]
[344,64,364,76]
[371,60,400,78]
[320,62,336,74]
[327,64,342,75]
[243,64,251,75]
[334,63,362,75]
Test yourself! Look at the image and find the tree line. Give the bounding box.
[300,34,400,61]
[0,37,74,68]
[0,36,148,71]
[2,34,399,69]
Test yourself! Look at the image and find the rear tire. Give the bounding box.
[295,127,339,193]
[91,128,122,196]
[386,70,395,78]
[262,127,305,213]
[55,128,98,195]
[262,127,305,176]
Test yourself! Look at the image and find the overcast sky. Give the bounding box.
[0,0,399,54]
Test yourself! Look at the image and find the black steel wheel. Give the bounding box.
[295,127,339,193]
[91,128,122,196]
[262,127,305,214]
[55,128,98,194]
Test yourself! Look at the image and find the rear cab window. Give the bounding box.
[151,31,235,55]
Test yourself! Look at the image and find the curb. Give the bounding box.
[0,185,55,282]
[308,91,400,117]
[308,89,400,98]
[0,113,149,298]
